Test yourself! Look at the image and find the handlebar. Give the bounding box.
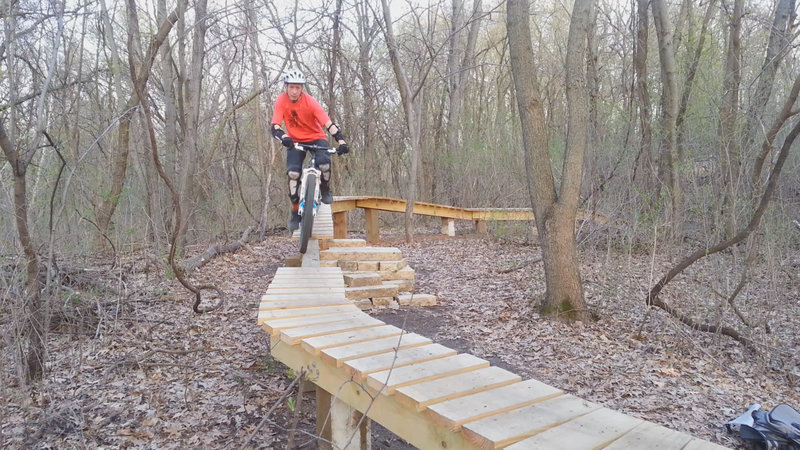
[293,143,339,154]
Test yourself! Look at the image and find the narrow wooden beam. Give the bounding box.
[333,211,348,239]
[317,387,371,450]
[365,209,379,244]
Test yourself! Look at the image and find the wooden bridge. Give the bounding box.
[267,201,726,449]
[330,195,609,243]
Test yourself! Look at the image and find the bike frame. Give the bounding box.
[294,143,337,220]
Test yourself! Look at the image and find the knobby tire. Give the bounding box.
[298,174,316,254]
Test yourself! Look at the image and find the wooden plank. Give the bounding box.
[344,343,457,381]
[602,421,693,449]
[503,407,643,449]
[394,366,521,412]
[460,394,600,449]
[257,304,360,325]
[333,212,348,239]
[356,197,407,213]
[265,287,345,294]
[260,296,347,305]
[276,266,342,271]
[259,298,351,310]
[426,379,563,432]
[300,325,405,355]
[328,238,366,247]
[321,333,433,367]
[365,209,379,244]
[366,354,489,394]
[279,316,384,344]
[270,273,344,281]
[261,312,368,336]
[270,339,478,450]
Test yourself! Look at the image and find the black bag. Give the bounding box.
[727,403,800,449]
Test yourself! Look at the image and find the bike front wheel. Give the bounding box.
[298,173,317,254]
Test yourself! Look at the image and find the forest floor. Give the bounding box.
[1,225,799,449]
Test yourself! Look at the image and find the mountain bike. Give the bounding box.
[294,143,340,254]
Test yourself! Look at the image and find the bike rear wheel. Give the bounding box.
[298,174,317,254]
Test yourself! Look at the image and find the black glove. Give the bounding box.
[281,136,294,148]
[337,143,349,154]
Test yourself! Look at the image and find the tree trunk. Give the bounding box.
[631,0,653,186]
[176,0,208,256]
[651,0,682,240]
[1,123,46,383]
[676,0,716,162]
[718,0,743,239]
[742,0,795,159]
[507,0,592,321]
[380,0,422,244]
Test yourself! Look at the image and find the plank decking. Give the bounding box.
[259,207,728,449]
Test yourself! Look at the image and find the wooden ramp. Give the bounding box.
[261,206,727,449]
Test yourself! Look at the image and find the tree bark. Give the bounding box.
[718,0,743,239]
[651,0,682,240]
[631,0,653,186]
[0,123,45,383]
[381,0,421,244]
[507,0,592,321]
[176,0,208,257]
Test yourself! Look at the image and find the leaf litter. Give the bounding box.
[1,229,798,449]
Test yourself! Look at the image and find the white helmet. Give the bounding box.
[284,68,306,84]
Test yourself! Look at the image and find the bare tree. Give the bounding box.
[718,0,743,239]
[507,0,593,321]
[631,0,653,187]
[0,0,67,383]
[379,0,427,244]
[651,0,682,239]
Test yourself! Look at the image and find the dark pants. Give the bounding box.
[286,139,331,204]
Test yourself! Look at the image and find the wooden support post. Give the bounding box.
[365,209,379,244]
[475,220,488,234]
[317,386,371,450]
[441,218,455,237]
[301,240,320,267]
[333,211,348,239]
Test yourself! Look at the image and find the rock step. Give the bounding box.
[385,279,414,292]
[398,293,437,306]
[343,272,383,287]
[320,247,403,262]
[345,283,400,300]
[380,266,415,281]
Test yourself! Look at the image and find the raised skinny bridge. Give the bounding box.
[261,198,726,449]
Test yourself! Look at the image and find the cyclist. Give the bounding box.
[271,68,350,232]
